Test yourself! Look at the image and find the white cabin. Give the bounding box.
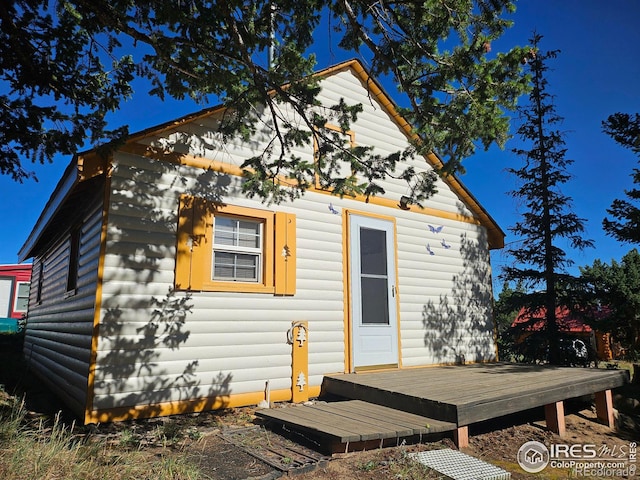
[19,60,503,423]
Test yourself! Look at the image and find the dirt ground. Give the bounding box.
[1,343,639,480]
[82,394,638,480]
[39,393,640,480]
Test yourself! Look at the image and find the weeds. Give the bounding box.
[0,386,201,480]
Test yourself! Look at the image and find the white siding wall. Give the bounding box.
[24,197,103,417]
[92,66,496,412]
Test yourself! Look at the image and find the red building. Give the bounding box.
[512,306,614,360]
[0,264,32,327]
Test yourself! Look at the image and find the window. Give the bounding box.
[314,124,357,191]
[176,196,296,294]
[13,282,30,313]
[35,261,44,304]
[213,215,263,282]
[66,227,81,293]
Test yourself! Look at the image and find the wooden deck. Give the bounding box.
[257,363,628,452]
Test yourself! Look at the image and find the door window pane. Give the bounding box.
[361,277,390,325]
[360,228,387,275]
[359,227,390,325]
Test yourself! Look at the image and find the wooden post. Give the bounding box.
[453,426,469,449]
[594,389,614,428]
[544,401,566,437]
[291,321,309,403]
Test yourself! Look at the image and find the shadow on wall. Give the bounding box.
[97,287,232,418]
[94,148,246,419]
[422,228,496,364]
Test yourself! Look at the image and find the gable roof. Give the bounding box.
[511,306,597,334]
[19,59,504,261]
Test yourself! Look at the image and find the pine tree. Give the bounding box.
[602,113,640,244]
[580,250,640,353]
[502,34,593,364]
[1,0,531,204]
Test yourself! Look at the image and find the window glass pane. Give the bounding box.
[17,283,30,297]
[15,297,28,312]
[360,228,387,276]
[237,220,261,248]
[213,252,259,282]
[214,217,261,249]
[212,214,263,283]
[214,217,236,246]
[213,252,236,279]
[235,253,258,280]
[15,283,30,311]
[361,277,389,325]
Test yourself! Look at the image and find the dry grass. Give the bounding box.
[0,391,202,480]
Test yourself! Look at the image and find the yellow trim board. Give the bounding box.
[84,175,112,425]
[122,142,493,245]
[344,209,402,373]
[114,59,505,248]
[86,385,323,424]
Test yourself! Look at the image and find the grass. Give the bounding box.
[0,389,202,480]
[600,359,636,381]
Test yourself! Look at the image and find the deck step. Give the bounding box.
[256,400,456,453]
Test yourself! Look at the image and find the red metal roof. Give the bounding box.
[512,306,595,334]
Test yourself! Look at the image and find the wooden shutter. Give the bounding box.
[274,212,296,295]
[175,195,211,290]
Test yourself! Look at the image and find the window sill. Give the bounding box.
[186,282,276,294]
[63,289,77,299]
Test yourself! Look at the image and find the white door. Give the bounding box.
[0,278,12,317]
[349,215,399,369]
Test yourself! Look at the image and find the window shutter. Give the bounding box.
[274,212,296,295]
[176,195,211,290]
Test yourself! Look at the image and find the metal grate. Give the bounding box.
[410,449,511,480]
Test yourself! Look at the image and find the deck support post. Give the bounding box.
[594,389,614,428]
[544,401,566,437]
[453,426,469,449]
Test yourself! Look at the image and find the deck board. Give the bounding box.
[258,363,627,453]
[256,400,456,446]
[322,363,628,425]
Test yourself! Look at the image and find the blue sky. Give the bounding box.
[1,0,639,294]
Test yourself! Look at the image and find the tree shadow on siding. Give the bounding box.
[421,229,497,364]
[95,154,245,420]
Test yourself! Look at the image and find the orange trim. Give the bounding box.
[392,219,403,369]
[274,212,296,295]
[341,209,353,373]
[77,152,109,182]
[121,143,246,177]
[84,173,112,424]
[175,198,278,293]
[131,141,483,233]
[313,124,357,191]
[291,321,309,403]
[116,59,504,248]
[344,209,401,372]
[86,384,324,424]
[87,389,293,424]
[327,61,504,249]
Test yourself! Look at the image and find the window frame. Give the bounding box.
[176,196,296,295]
[13,281,30,313]
[313,123,357,191]
[65,226,81,295]
[211,212,267,285]
[208,205,274,293]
